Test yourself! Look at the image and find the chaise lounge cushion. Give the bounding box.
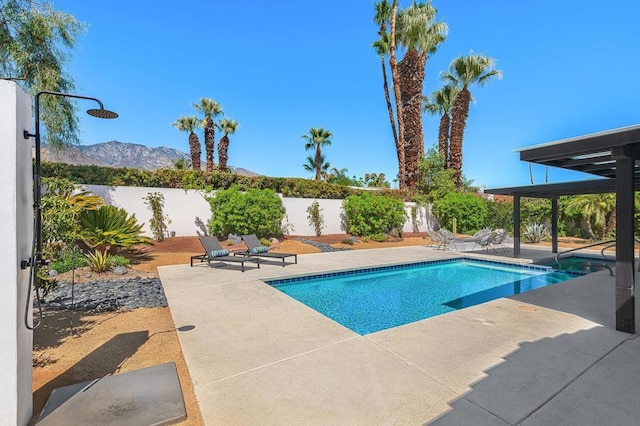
[251,246,269,254]
[210,249,230,258]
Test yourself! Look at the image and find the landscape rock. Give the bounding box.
[112,266,128,275]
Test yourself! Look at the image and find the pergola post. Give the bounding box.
[513,195,521,258]
[551,198,558,254]
[613,153,635,333]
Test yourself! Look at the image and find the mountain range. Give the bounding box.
[39,140,258,176]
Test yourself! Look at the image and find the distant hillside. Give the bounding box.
[39,140,258,176]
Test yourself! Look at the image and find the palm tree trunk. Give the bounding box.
[584,217,596,240]
[204,117,215,172]
[315,145,322,181]
[380,56,401,178]
[449,87,471,187]
[605,206,616,237]
[529,163,534,184]
[388,0,406,189]
[399,48,425,191]
[438,113,450,166]
[189,132,201,170]
[217,135,229,172]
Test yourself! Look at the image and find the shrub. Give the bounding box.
[205,186,286,238]
[368,232,388,242]
[85,249,111,272]
[49,249,87,273]
[432,193,488,234]
[143,192,171,241]
[524,223,550,243]
[109,255,130,268]
[306,201,325,236]
[342,193,406,238]
[79,205,151,253]
[486,199,513,232]
[260,237,271,247]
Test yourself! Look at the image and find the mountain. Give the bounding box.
[39,140,259,176]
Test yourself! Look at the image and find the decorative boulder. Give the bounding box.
[227,233,242,244]
[113,266,128,275]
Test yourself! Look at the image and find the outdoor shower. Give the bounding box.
[22,91,117,329]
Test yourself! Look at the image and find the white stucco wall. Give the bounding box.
[84,185,435,237]
[0,81,33,425]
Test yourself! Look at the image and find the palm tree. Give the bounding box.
[442,52,502,187]
[171,116,201,170]
[193,98,223,172]
[566,194,615,239]
[217,118,239,172]
[388,0,406,189]
[423,84,459,167]
[301,127,333,181]
[396,1,447,191]
[302,154,330,179]
[372,1,403,183]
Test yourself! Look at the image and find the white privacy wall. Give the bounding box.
[85,185,435,237]
[0,81,33,425]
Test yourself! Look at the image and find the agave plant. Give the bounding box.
[85,249,111,272]
[523,223,550,243]
[79,205,151,253]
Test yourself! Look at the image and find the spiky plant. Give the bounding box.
[217,118,239,172]
[172,116,201,170]
[442,52,502,187]
[79,205,151,253]
[193,98,223,172]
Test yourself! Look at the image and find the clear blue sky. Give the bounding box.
[53,0,640,188]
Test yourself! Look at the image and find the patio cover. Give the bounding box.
[485,124,640,333]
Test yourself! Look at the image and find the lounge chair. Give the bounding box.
[191,236,260,272]
[489,229,509,252]
[438,229,474,251]
[472,230,497,252]
[425,229,446,250]
[240,235,297,266]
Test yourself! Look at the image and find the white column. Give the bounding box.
[0,80,34,425]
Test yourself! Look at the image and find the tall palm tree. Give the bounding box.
[193,98,223,172]
[301,127,333,181]
[217,118,239,172]
[396,2,447,191]
[372,1,403,184]
[423,84,459,166]
[442,52,502,187]
[302,154,331,179]
[388,0,406,189]
[171,116,201,170]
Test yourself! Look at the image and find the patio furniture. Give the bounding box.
[472,230,498,252]
[191,236,260,272]
[239,234,297,266]
[489,229,509,252]
[425,229,446,250]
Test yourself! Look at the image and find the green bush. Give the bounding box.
[342,193,406,238]
[306,201,325,236]
[432,193,488,234]
[109,255,130,267]
[205,186,286,238]
[85,249,111,272]
[79,205,151,253]
[50,249,87,273]
[485,199,513,232]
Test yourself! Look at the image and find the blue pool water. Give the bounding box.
[535,255,615,274]
[266,259,575,335]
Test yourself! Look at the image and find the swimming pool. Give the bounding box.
[265,259,575,335]
[535,255,615,274]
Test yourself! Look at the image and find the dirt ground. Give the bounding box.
[32,233,588,424]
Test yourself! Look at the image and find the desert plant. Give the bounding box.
[342,193,406,238]
[260,237,271,247]
[523,223,550,243]
[306,201,325,236]
[143,192,171,241]
[109,255,130,268]
[49,249,87,273]
[85,249,111,272]
[206,186,286,238]
[79,205,151,253]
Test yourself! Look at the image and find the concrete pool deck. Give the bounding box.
[159,245,640,425]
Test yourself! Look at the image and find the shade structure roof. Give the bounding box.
[486,124,640,198]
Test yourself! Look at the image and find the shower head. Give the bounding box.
[87,108,118,119]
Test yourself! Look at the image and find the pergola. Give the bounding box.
[485,124,640,333]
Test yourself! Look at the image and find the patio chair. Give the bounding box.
[425,229,446,250]
[240,234,297,266]
[191,236,260,272]
[438,229,472,251]
[471,230,498,252]
[489,229,509,252]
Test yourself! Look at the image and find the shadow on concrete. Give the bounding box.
[32,331,149,425]
[426,326,632,425]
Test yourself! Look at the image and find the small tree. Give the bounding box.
[306,201,325,236]
[143,192,171,241]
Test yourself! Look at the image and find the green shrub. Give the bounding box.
[143,192,171,241]
[432,193,488,234]
[50,249,87,273]
[486,199,513,232]
[342,193,406,238]
[205,186,286,238]
[109,255,130,268]
[79,205,151,253]
[85,249,111,272]
[368,232,388,242]
[260,237,271,246]
[306,201,325,236]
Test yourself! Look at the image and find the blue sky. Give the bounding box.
[54,0,640,188]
